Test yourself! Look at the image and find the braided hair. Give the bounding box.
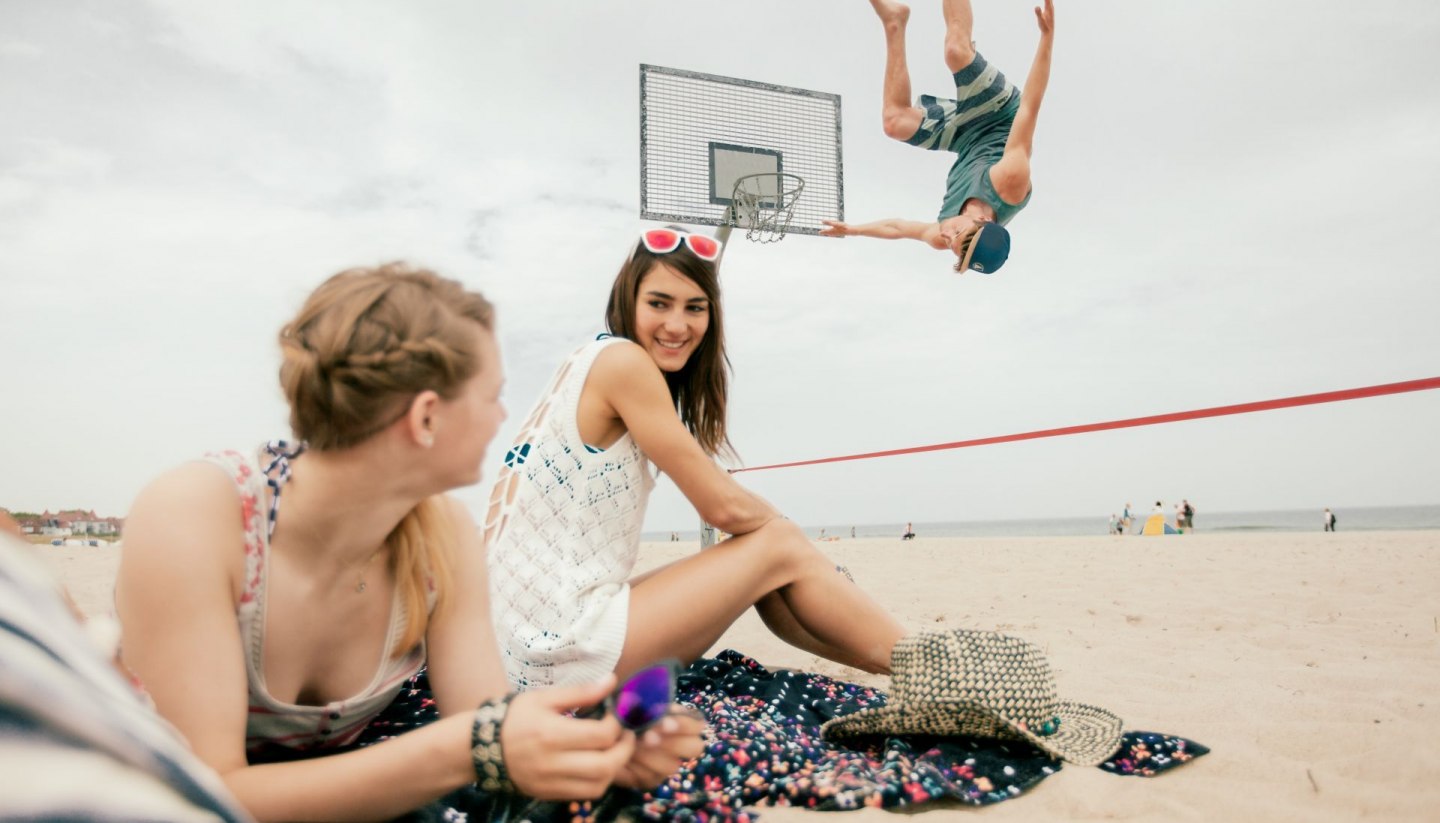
[279,264,493,450]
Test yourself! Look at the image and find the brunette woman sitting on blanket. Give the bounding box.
[486,227,909,691]
[116,264,703,822]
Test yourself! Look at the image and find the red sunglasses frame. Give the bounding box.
[640,228,723,262]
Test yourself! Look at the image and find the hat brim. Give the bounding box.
[1003,700,1123,767]
[820,703,927,742]
[958,223,1010,274]
[821,698,1122,767]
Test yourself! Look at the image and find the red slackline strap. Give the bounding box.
[730,376,1440,474]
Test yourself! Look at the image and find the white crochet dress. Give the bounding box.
[485,337,654,690]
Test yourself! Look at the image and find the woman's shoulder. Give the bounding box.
[577,333,642,359]
[586,337,663,391]
[125,450,258,549]
[135,458,246,511]
[590,334,646,360]
[549,335,642,381]
[121,459,250,584]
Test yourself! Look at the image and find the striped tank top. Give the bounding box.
[204,442,430,756]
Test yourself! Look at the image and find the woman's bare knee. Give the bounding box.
[746,518,814,574]
[753,516,807,546]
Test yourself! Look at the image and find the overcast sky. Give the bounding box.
[3,0,1438,531]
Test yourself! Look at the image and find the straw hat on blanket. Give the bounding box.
[821,628,1124,767]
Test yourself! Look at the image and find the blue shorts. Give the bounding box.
[905,52,1019,153]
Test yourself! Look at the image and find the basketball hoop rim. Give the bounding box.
[730,172,806,215]
[731,171,806,196]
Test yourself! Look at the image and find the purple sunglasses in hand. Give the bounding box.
[580,658,683,732]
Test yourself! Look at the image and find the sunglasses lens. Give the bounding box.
[613,663,674,731]
[686,234,720,260]
[643,229,682,253]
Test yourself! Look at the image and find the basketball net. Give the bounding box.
[731,173,805,243]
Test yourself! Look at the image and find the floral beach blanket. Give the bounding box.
[310,650,1207,822]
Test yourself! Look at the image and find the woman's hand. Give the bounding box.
[819,219,852,237]
[613,708,708,789]
[500,679,636,800]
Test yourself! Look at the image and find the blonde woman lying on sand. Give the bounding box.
[486,227,909,691]
[116,264,702,822]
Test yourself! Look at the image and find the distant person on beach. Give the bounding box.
[486,228,909,692]
[820,0,1056,276]
[1108,513,1118,535]
[1323,508,1337,532]
[115,264,701,820]
[902,521,917,540]
[1122,502,1133,530]
[1182,499,1195,530]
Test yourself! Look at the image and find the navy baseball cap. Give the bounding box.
[957,223,1011,274]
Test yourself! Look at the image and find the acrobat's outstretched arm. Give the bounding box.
[990,0,1055,203]
[821,218,939,246]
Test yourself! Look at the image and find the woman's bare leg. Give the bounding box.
[618,518,905,679]
[633,541,875,669]
[869,0,924,141]
[753,587,875,671]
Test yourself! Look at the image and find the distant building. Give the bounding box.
[58,509,121,536]
[3,508,124,537]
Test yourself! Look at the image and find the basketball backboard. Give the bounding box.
[639,64,843,236]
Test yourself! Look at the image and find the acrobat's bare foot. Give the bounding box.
[869,0,910,29]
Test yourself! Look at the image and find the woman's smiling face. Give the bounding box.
[634,261,710,372]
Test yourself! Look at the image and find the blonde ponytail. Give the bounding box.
[387,496,455,654]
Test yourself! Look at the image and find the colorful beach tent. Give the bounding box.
[1141,514,1180,535]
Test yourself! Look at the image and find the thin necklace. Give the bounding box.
[355,549,384,593]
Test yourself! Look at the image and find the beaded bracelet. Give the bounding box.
[471,694,518,794]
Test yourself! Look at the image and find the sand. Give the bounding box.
[42,530,1440,822]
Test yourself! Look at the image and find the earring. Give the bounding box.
[422,435,435,447]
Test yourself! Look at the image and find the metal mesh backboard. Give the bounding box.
[640,64,843,236]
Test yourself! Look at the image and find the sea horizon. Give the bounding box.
[643,503,1440,542]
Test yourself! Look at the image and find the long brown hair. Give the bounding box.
[278,262,494,654]
[605,233,734,460]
